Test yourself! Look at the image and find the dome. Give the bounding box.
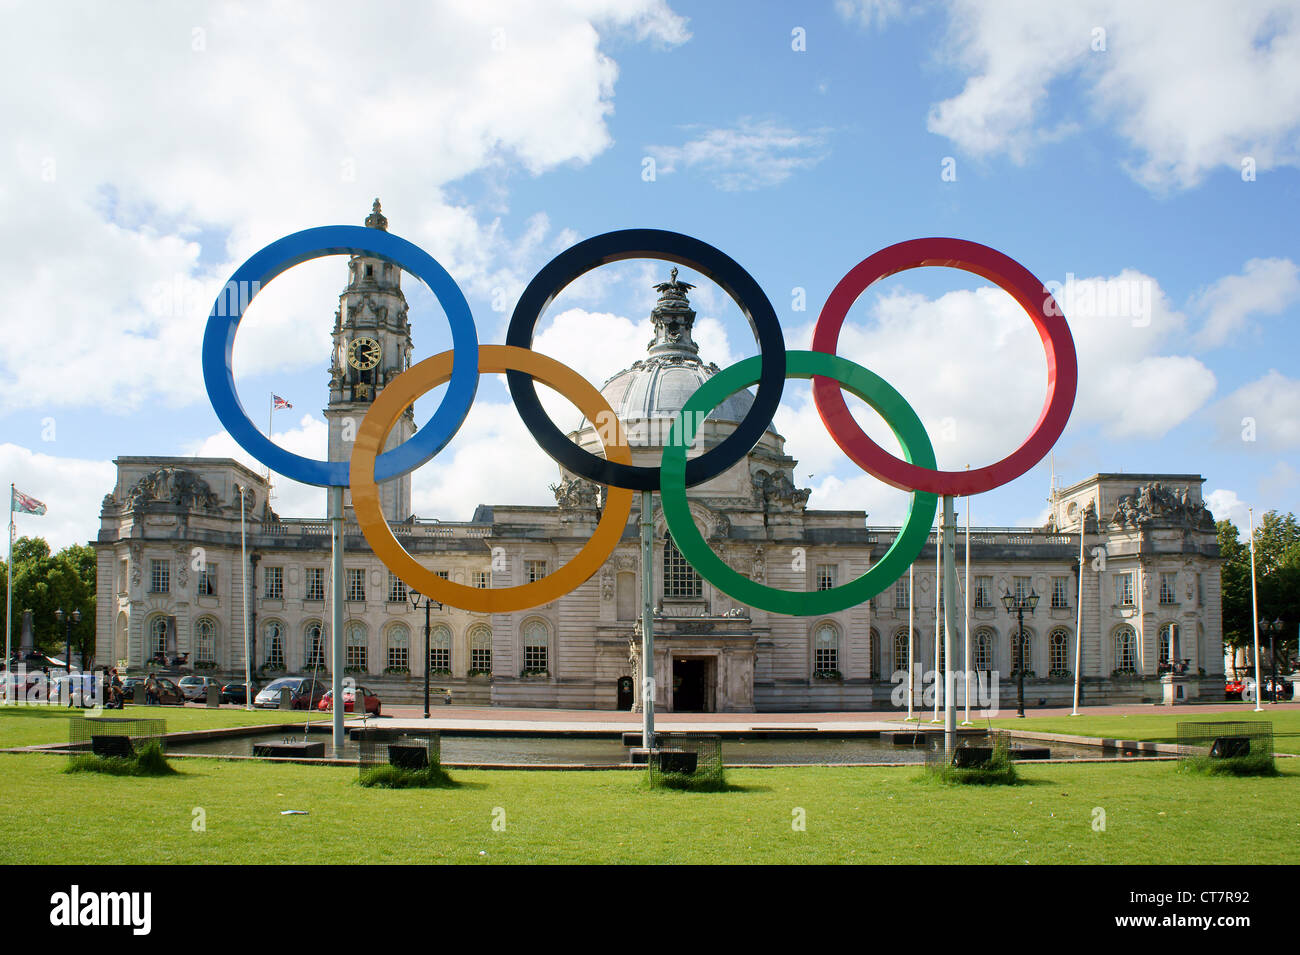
[595,358,769,428]
[574,267,776,437]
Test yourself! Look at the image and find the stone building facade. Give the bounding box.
[90,204,1226,711]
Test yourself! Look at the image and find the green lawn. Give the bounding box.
[1,753,1295,864]
[0,704,333,750]
[990,708,1300,754]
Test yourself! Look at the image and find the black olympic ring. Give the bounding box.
[504,228,786,491]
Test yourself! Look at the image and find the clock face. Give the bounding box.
[347,337,381,371]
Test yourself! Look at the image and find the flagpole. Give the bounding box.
[5,484,13,672]
[1249,506,1262,713]
[237,484,252,712]
[962,480,971,725]
[1071,503,1087,716]
[931,522,941,722]
[906,562,915,721]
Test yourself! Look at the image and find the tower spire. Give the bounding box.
[647,268,700,361]
[365,198,388,231]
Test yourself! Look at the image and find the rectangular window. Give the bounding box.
[1159,572,1176,605]
[894,577,910,610]
[525,560,547,584]
[149,559,169,594]
[429,643,450,673]
[305,568,325,601]
[388,642,408,671]
[472,571,490,589]
[470,645,492,672]
[387,572,408,604]
[974,576,992,609]
[815,564,837,592]
[347,568,366,602]
[264,566,283,600]
[198,565,217,597]
[305,628,326,669]
[345,642,367,671]
[523,643,548,672]
[1013,576,1030,602]
[1051,576,1069,609]
[1115,572,1134,607]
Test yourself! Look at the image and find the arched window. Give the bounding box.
[1114,627,1137,674]
[893,628,912,676]
[663,531,702,599]
[148,616,168,658]
[429,625,451,674]
[345,623,368,671]
[813,623,839,674]
[194,618,216,666]
[387,624,409,671]
[974,628,994,673]
[1158,623,1178,669]
[265,621,285,669]
[1049,628,1070,676]
[304,623,326,670]
[868,628,880,679]
[469,625,492,674]
[1010,629,1032,676]
[522,620,549,674]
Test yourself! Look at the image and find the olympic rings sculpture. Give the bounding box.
[203,226,1076,618]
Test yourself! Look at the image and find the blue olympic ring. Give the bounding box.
[201,225,479,487]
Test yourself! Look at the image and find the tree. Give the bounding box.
[1217,513,1300,668]
[2,537,96,662]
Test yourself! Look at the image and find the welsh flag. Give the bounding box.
[12,488,46,516]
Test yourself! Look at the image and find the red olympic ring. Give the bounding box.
[810,237,1077,497]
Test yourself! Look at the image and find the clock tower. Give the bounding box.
[325,199,414,522]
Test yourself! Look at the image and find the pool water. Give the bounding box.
[164,730,1133,765]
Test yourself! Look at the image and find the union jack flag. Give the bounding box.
[272,394,293,410]
[11,488,46,516]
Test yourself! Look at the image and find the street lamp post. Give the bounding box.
[1001,588,1039,718]
[54,607,81,707]
[1260,617,1284,703]
[409,590,441,719]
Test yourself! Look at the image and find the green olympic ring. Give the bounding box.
[660,350,939,617]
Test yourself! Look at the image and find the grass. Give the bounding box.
[925,742,1019,786]
[0,704,336,750]
[1180,753,1278,778]
[988,707,1300,754]
[65,740,178,777]
[2,752,1296,864]
[359,763,457,789]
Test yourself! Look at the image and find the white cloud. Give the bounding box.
[783,268,1214,493]
[1205,487,1250,528]
[647,118,831,190]
[0,444,116,552]
[0,0,689,413]
[1211,370,1300,450]
[925,0,1300,190]
[1192,257,1300,348]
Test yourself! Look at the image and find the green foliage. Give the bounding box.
[65,740,177,777]
[644,767,731,792]
[1217,514,1300,660]
[923,740,1019,786]
[2,536,96,658]
[1180,752,1277,778]
[358,763,456,788]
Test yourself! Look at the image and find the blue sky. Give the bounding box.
[2,0,1299,548]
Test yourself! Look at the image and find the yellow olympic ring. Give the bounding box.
[349,344,634,614]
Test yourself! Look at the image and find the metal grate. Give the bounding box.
[69,716,166,757]
[1176,721,1274,767]
[354,727,442,776]
[922,729,1015,770]
[646,732,724,787]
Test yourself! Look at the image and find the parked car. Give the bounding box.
[1225,678,1244,700]
[254,677,331,710]
[142,677,186,706]
[121,676,145,700]
[317,685,382,716]
[49,673,102,707]
[220,680,260,704]
[178,675,222,701]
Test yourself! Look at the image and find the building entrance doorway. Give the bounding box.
[672,657,712,712]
